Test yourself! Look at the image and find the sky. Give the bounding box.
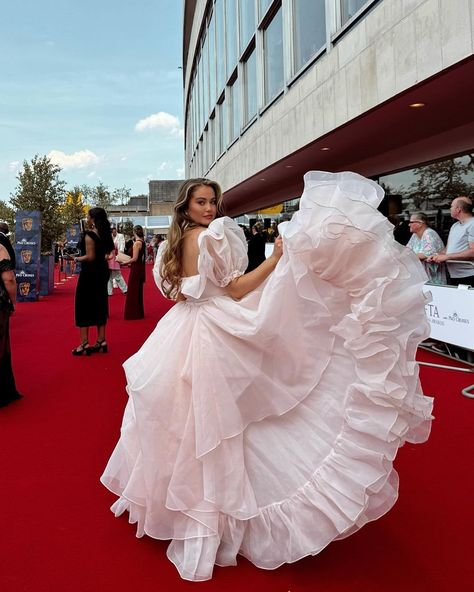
[0,0,185,203]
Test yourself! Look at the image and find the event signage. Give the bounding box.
[14,210,41,302]
[423,284,474,349]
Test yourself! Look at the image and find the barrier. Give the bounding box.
[420,261,474,399]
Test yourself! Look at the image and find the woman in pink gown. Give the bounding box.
[101,172,433,581]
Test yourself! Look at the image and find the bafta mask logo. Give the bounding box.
[21,249,33,264]
[70,228,77,236]
[21,217,33,232]
[19,282,30,296]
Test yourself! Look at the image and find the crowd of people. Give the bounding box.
[394,196,474,287]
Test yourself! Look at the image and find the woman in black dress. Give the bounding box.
[124,225,146,320]
[0,242,22,407]
[72,207,114,355]
[246,222,267,273]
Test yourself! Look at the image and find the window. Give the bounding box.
[293,0,326,72]
[239,0,256,53]
[208,13,217,107]
[225,0,238,79]
[243,48,257,124]
[258,0,272,19]
[341,0,368,24]
[263,8,284,104]
[202,34,210,122]
[229,77,240,141]
[216,0,225,93]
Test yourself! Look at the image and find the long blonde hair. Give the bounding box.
[160,178,225,298]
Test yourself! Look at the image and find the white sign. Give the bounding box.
[423,284,474,349]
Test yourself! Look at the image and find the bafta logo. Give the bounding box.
[70,228,77,236]
[21,217,33,231]
[21,249,33,264]
[19,282,30,296]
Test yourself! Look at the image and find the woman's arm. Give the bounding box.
[75,234,96,263]
[127,240,142,264]
[225,237,283,300]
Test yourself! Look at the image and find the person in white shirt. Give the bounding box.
[429,196,474,286]
[107,227,128,295]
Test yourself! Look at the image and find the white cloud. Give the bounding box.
[176,167,185,178]
[47,149,101,170]
[8,161,20,172]
[87,171,96,178]
[120,156,127,161]
[135,111,183,137]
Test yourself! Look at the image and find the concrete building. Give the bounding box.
[108,180,183,235]
[183,0,474,233]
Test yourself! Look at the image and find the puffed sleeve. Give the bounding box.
[152,240,169,296]
[181,217,248,299]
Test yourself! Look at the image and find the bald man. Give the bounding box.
[429,197,474,286]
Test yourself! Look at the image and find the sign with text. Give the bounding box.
[423,284,474,349]
[14,210,41,302]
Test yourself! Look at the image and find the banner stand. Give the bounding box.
[420,261,474,399]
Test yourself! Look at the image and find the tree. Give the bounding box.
[80,181,117,210]
[10,154,67,253]
[62,186,87,229]
[121,219,134,238]
[0,200,15,228]
[112,185,131,206]
[409,155,474,210]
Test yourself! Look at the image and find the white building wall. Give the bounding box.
[184,0,474,192]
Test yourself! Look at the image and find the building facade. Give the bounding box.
[108,180,183,235]
[183,0,474,233]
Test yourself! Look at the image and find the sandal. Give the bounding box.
[90,339,108,354]
[72,341,91,356]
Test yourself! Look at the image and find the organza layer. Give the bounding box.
[101,171,433,581]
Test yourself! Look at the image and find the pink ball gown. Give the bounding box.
[101,171,433,581]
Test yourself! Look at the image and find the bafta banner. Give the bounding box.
[14,210,41,302]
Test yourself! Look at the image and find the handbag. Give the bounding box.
[115,252,131,265]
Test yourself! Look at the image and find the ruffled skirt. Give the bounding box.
[101,171,433,581]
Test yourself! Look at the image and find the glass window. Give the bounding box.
[243,48,257,123]
[203,34,210,122]
[258,0,272,19]
[293,0,326,72]
[377,154,474,243]
[208,13,217,107]
[239,0,256,53]
[215,105,222,157]
[225,0,238,79]
[216,0,225,94]
[219,97,229,150]
[341,0,368,24]
[229,77,240,141]
[208,115,215,166]
[263,8,284,104]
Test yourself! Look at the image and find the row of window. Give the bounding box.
[186,0,371,176]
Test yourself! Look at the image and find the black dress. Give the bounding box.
[0,259,22,407]
[124,240,146,320]
[246,233,266,273]
[74,231,110,327]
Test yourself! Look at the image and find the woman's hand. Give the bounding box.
[270,236,283,262]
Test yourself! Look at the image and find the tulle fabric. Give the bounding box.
[101,171,433,581]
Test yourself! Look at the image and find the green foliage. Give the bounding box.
[10,155,67,253]
[80,182,117,210]
[0,200,15,228]
[121,219,134,238]
[410,155,474,209]
[62,186,87,229]
[112,185,131,206]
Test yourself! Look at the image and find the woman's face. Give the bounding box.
[187,185,217,227]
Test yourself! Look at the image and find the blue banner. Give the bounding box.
[14,210,41,302]
[66,224,81,274]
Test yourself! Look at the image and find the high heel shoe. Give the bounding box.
[90,339,108,354]
[72,341,91,356]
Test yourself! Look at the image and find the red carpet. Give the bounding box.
[1,267,472,592]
